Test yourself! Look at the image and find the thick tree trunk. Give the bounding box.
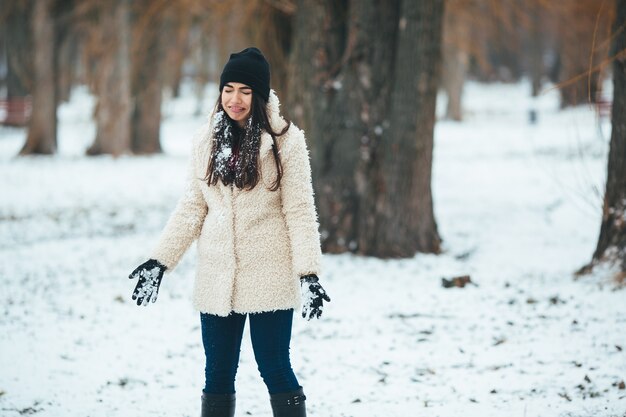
[247,3,293,105]
[87,0,132,156]
[131,6,164,155]
[289,0,442,257]
[372,0,443,256]
[350,1,402,256]
[287,0,345,135]
[288,0,350,253]
[588,0,626,278]
[290,0,398,254]
[20,0,57,155]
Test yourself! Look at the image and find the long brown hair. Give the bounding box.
[204,92,290,191]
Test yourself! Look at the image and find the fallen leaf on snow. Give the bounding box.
[441,275,475,288]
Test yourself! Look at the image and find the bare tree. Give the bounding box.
[130,1,166,154]
[554,1,612,107]
[442,0,471,120]
[161,6,192,99]
[87,0,132,156]
[528,2,543,97]
[580,0,626,282]
[373,1,444,256]
[245,0,294,103]
[20,0,57,155]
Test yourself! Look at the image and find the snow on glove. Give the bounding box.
[129,259,167,306]
[300,274,331,320]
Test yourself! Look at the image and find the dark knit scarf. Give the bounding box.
[211,109,262,188]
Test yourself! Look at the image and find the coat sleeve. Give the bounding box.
[279,128,323,277]
[150,136,208,270]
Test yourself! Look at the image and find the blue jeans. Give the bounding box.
[200,309,301,395]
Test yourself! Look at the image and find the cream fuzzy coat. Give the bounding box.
[150,91,322,316]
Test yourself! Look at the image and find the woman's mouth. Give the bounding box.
[229,106,245,114]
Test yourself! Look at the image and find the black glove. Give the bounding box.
[128,259,167,306]
[300,274,331,320]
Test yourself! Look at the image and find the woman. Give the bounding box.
[128,47,330,417]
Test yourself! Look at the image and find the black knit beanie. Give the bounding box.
[219,47,271,102]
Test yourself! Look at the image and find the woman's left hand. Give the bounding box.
[300,274,331,320]
[129,259,167,306]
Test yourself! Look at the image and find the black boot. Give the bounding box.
[201,392,235,417]
[270,388,307,417]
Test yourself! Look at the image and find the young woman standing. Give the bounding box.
[128,47,330,417]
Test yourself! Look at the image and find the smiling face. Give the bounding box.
[221,82,253,127]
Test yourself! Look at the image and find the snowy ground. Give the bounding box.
[0,81,624,417]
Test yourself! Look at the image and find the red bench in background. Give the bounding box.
[0,96,32,126]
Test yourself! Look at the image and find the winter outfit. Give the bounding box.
[129,47,326,417]
[149,88,322,316]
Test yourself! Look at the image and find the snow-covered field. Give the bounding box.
[0,81,624,417]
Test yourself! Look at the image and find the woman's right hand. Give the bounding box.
[300,274,331,320]
[128,259,167,306]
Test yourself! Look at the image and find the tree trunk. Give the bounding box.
[3,1,31,98]
[560,59,601,108]
[162,8,190,99]
[558,2,605,108]
[54,0,77,105]
[20,0,57,155]
[288,0,347,253]
[2,1,32,127]
[288,0,442,257]
[487,3,522,82]
[287,0,346,135]
[247,3,293,105]
[442,45,467,121]
[372,0,443,256]
[290,0,397,254]
[442,3,472,121]
[529,4,543,97]
[87,0,132,156]
[131,4,164,155]
[191,21,212,116]
[586,0,626,278]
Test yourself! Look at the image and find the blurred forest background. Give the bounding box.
[0,0,624,281]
